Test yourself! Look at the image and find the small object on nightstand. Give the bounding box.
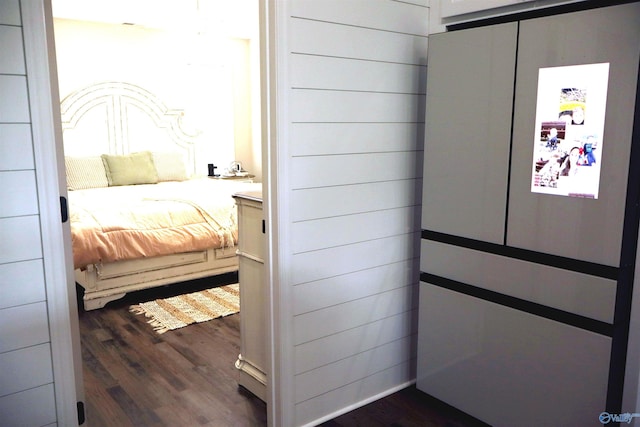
[216,161,253,182]
[230,161,243,173]
[216,173,255,183]
[207,163,219,177]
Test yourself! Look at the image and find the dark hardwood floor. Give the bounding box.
[78,273,487,427]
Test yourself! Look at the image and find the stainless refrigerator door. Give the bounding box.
[418,3,640,427]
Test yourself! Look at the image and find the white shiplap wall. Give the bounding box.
[0,1,58,426]
[279,1,429,425]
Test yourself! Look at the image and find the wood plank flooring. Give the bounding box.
[78,272,267,427]
[78,273,487,427]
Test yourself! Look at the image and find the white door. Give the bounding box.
[23,0,85,424]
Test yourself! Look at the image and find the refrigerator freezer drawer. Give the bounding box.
[417,282,610,427]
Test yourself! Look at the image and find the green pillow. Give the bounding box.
[101,151,159,186]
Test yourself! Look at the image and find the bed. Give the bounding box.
[61,81,256,310]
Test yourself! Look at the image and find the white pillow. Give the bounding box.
[153,152,188,181]
[65,156,109,190]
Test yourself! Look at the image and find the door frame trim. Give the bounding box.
[23,0,84,424]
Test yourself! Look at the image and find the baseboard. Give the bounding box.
[299,380,416,427]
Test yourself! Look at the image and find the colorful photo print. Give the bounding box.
[530,63,609,199]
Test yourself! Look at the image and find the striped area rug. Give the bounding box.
[130,284,239,333]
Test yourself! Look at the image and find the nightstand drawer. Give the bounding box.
[234,195,264,260]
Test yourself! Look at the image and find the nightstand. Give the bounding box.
[211,174,255,183]
[232,189,266,401]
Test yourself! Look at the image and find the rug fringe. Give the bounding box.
[129,305,146,316]
[147,318,170,334]
[130,305,171,334]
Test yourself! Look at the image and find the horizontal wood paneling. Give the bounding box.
[295,310,417,374]
[291,0,428,36]
[293,260,417,315]
[0,25,25,74]
[294,360,414,426]
[292,233,419,285]
[0,124,34,170]
[0,260,46,309]
[291,122,424,156]
[0,171,38,217]
[294,285,416,344]
[0,5,57,426]
[0,1,20,26]
[291,55,426,94]
[0,216,43,264]
[292,206,419,253]
[0,384,56,427]
[291,19,427,65]
[291,152,423,189]
[285,1,428,423]
[0,302,50,353]
[291,90,424,124]
[292,179,422,222]
[295,335,415,403]
[0,75,29,122]
[0,343,53,397]
[403,0,429,6]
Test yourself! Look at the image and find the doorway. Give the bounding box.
[49,1,266,424]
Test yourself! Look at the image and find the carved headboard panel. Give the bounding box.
[60,82,199,175]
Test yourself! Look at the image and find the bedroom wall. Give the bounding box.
[230,37,260,179]
[271,1,429,425]
[52,17,260,178]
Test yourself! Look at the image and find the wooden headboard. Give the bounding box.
[60,82,199,175]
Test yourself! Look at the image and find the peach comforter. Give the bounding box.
[69,178,255,269]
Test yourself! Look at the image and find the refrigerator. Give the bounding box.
[417,3,640,426]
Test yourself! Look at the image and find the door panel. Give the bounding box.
[422,22,517,244]
[506,3,640,266]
